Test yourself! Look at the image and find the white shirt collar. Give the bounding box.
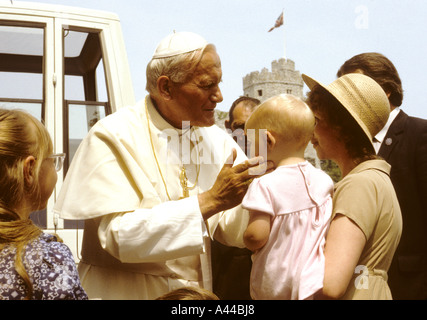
[373,107,400,153]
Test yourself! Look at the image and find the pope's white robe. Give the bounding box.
[53,96,249,299]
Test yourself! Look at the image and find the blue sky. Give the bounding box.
[20,0,427,119]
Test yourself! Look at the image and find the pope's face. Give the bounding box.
[169,49,223,128]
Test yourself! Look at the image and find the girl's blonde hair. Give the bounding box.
[0,109,53,300]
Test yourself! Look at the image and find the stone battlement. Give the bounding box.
[243,58,303,102]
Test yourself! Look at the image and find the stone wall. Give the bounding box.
[242,58,304,103]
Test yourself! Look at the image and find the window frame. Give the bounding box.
[62,100,111,176]
[0,20,47,122]
[0,5,136,261]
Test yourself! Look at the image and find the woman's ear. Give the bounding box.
[157,76,173,100]
[23,156,36,187]
[266,130,276,150]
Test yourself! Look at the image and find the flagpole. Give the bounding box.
[283,10,286,60]
[268,9,285,59]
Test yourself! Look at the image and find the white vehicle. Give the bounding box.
[0,1,135,260]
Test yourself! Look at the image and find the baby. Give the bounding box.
[243,94,334,300]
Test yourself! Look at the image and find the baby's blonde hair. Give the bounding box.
[245,94,315,149]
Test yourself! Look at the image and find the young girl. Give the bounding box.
[242,94,334,300]
[0,109,87,300]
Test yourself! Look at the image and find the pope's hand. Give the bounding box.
[198,148,274,220]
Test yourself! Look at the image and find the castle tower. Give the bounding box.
[242,58,320,168]
[243,58,303,102]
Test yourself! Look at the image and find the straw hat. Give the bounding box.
[152,31,208,59]
[302,73,390,149]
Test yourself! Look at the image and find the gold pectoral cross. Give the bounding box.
[179,166,190,198]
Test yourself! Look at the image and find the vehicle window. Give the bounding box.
[0,25,44,120]
[63,28,110,229]
[67,102,107,160]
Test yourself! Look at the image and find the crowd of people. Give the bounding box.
[0,31,426,300]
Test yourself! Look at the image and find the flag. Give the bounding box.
[268,11,284,32]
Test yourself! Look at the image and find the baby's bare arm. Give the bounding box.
[243,211,271,252]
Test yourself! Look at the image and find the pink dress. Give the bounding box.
[242,161,334,300]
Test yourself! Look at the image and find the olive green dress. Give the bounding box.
[332,160,402,299]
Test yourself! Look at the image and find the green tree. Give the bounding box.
[321,160,342,183]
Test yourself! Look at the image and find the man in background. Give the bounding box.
[212,96,260,300]
[225,96,260,156]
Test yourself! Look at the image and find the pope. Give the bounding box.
[53,31,273,300]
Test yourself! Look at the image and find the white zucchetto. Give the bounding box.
[152,31,208,59]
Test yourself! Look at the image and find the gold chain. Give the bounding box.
[145,97,200,200]
[179,134,200,198]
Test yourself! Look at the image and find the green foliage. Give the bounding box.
[321,160,342,183]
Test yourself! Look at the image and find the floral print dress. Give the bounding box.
[0,233,88,300]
